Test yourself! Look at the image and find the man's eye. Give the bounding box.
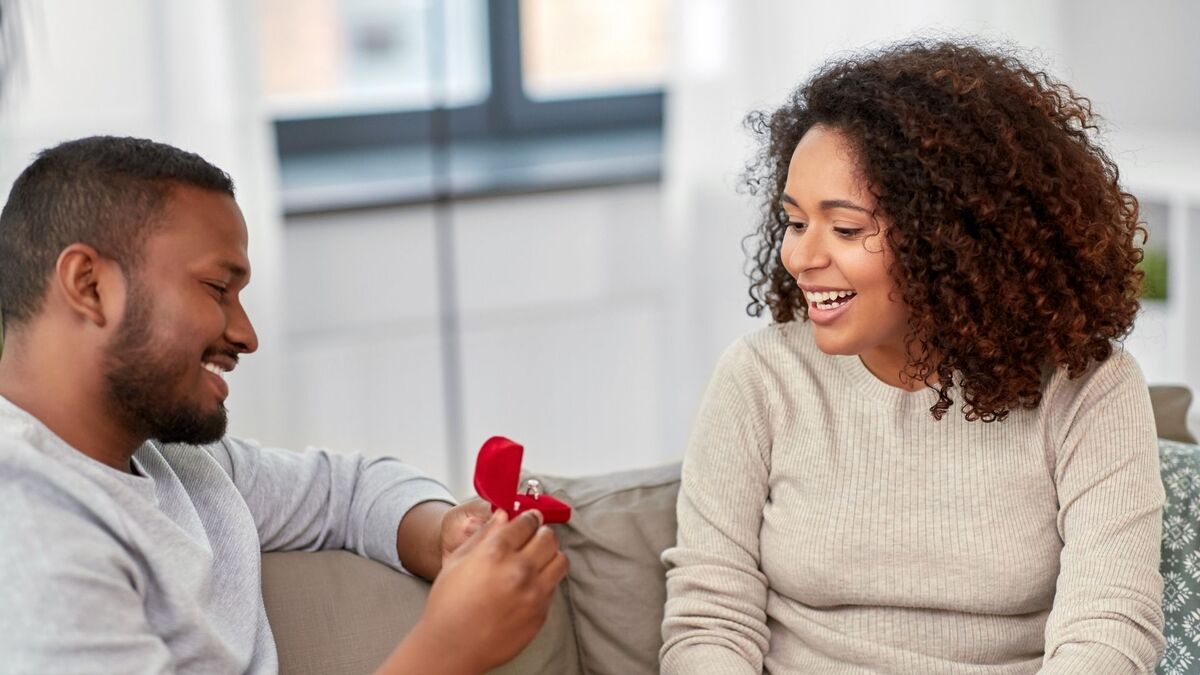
[204,282,227,298]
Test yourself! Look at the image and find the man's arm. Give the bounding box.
[396,500,451,580]
[199,438,455,574]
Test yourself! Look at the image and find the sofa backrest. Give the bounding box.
[534,462,681,675]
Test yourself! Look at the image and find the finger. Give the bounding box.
[519,525,561,570]
[536,551,569,589]
[462,498,492,519]
[457,508,505,555]
[491,509,542,551]
[463,516,484,538]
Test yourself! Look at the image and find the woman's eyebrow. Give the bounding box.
[782,194,870,214]
[819,199,870,213]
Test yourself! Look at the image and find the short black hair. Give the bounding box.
[0,135,235,330]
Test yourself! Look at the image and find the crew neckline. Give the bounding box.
[0,394,156,488]
[834,352,945,413]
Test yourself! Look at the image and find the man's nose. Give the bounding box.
[227,301,259,354]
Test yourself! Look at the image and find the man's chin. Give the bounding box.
[150,405,228,446]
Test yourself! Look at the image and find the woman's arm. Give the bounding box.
[660,340,773,674]
[1042,350,1165,673]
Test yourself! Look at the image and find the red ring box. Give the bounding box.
[473,436,571,524]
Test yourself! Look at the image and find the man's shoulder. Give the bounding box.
[0,442,139,585]
[0,436,137,544]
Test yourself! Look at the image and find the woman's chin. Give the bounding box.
[810,330,861,357]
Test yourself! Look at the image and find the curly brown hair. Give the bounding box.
[743,40,1145,421]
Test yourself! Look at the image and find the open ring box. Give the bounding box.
[473,436,572,524]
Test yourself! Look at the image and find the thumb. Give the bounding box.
[456,507,506,556]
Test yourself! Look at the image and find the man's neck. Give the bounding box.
[0,333,145,473]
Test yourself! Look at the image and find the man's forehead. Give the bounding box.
[157,185,246,235]
[144,188,251,271]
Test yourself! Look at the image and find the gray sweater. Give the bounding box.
[661,322,1165,674]
[0,396,454,674]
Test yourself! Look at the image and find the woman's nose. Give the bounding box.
[786,228,829,273]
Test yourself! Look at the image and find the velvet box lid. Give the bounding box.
[473,436,572,524]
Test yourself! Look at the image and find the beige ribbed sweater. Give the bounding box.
[661,322,1165,674]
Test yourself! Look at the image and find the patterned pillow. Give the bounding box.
[1157,439,1200,675]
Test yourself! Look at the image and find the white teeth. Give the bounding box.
[804,289,856,305]
[202,362,225,376]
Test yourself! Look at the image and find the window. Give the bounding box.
[520,0,665,101]
[262,0,490,119]
[261,0,666,199]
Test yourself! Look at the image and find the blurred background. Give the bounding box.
[1,0,1196,494]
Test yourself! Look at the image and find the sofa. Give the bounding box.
[262,387,1199,675]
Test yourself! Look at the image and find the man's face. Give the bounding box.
[103,186,258,445]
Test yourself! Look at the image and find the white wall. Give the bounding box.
[284,184,671,494]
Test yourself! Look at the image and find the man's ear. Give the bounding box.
[54,244,125,328]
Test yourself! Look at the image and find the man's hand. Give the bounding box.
[377,509,570,675]
[397,498,494,582]
[439,498,492,562]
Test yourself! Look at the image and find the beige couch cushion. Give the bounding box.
[535,462,681,675]
[1150,385,1196,443]
[261,550,580,675]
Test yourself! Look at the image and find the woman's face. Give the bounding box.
[780,125,911,372]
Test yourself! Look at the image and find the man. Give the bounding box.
[0,136,568,674]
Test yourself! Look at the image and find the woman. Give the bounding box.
[661,40,1165,674]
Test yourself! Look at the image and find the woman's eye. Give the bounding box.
[835,227,863,237]
[788,221,808,232]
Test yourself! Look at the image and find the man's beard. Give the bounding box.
[103,281,228,445]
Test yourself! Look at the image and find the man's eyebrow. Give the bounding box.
[218,260,250,280]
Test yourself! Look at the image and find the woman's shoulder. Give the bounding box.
[712,321,838,404]
[1040,346,1154,444]
[1043,346,1147,404]
[730,320,824,368]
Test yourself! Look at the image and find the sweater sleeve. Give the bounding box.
[206,439,455,573]
[660,340,772,675]
[1041,350,1165,673]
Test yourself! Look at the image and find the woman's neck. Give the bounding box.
[858,342,938,391]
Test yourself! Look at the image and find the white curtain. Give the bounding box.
[0,0,287,444]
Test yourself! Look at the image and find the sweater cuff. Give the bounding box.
[363,479,456,574]
[1040,642,1144,675]
[660,644,760,675]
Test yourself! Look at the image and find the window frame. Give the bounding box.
[273,0,665,157]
